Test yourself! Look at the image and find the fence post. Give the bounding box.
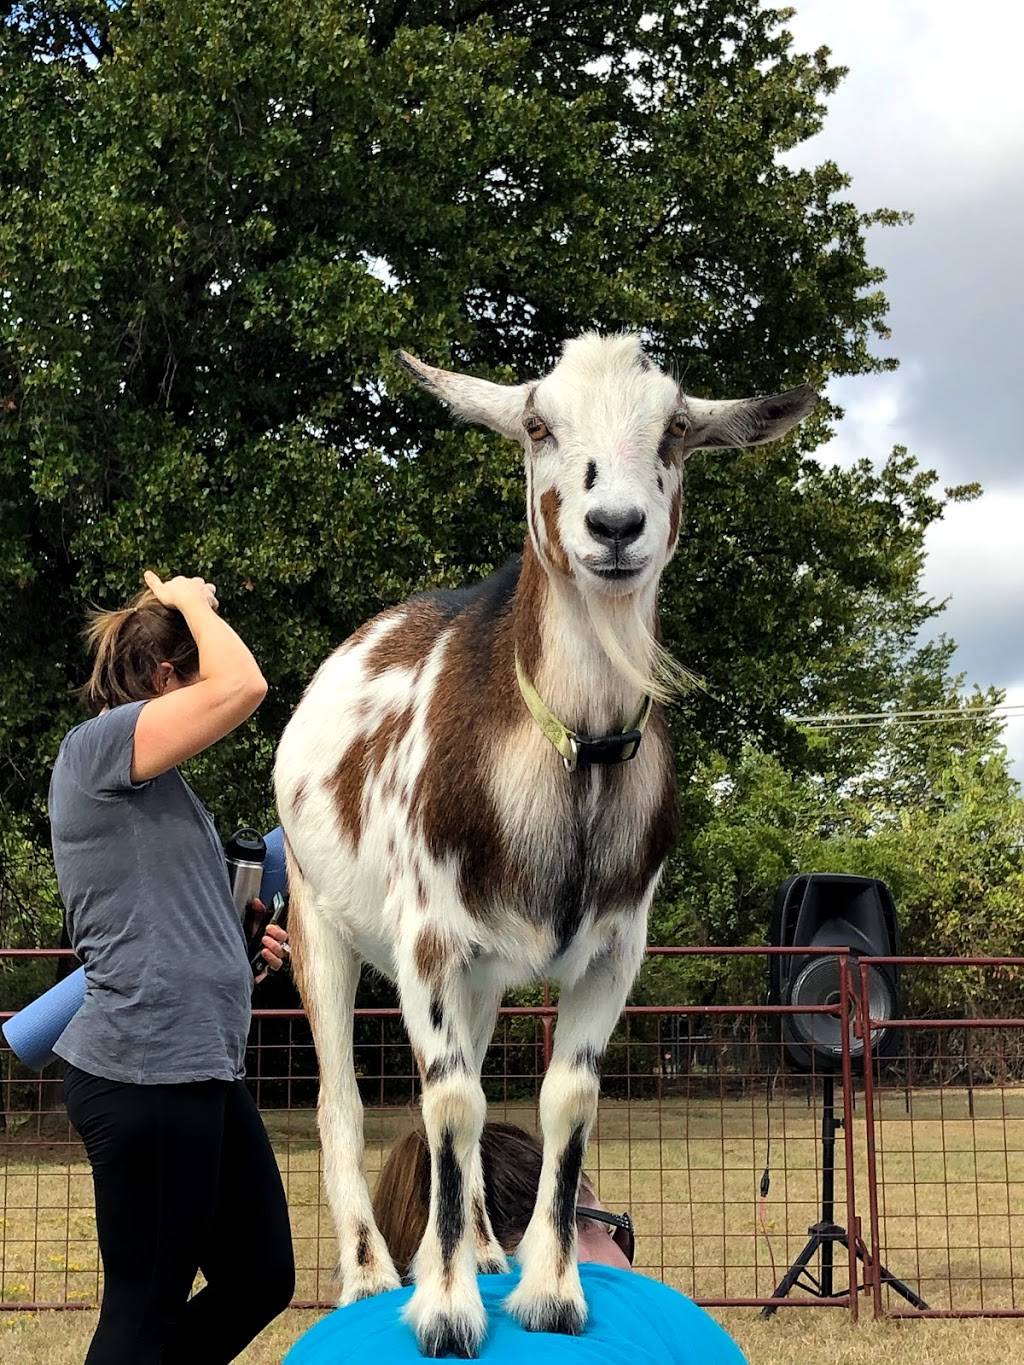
[839,954,859,1322]
[859,958,885,1319]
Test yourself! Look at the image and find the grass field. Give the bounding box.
[3,1088,1024,1360]
[5,1304,1024,1365]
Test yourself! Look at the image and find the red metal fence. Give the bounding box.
[2,946,1024,1321]
[858,955,1024,1319]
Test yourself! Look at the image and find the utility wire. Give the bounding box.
[797,716,1017,733]
[790,703,1023,725]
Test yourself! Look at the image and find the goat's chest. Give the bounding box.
[484,721,677,937]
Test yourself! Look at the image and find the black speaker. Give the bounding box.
[769,873,901,1071]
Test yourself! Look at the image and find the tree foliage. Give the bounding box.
[642,669,1024,1016]
[1,3,1004,996]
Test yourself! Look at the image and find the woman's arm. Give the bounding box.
[131,571,268,782]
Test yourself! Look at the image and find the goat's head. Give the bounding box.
[400,333,817,602]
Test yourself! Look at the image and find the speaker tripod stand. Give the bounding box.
[760,1072,928,1318]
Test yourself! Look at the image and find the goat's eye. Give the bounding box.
[667,413,689,439]
[525,417,550,442]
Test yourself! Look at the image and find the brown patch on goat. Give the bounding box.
[473,1197,488,1245]
[414,925,450,987]
[291,777,308,814]
[355,1221,373,1268]
[410,544,546,916]
[325,731,370,846]
[364,603,442,678]
[667,487,681,549]
[325,705,416,847]
[540,489,571,575]
[390,703,416,748]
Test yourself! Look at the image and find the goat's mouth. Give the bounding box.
[579,555,649,585]
[590,565,643,581]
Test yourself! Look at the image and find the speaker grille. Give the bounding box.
[790,956,894,1058]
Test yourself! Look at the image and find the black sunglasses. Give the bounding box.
[575,1206,635,1265]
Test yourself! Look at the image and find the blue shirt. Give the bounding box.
[284,1265,746,1364]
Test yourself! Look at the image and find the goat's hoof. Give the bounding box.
[415,1311,484,1358]
[405,1287,486,1359]
[505,1287,587,1335]
[477,1247,510,1275]
[339,1265,402,1306]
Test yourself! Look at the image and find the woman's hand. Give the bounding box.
[252,911,290,985]
[144,570,219,615]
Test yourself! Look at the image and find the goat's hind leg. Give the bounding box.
[290,885,400,1303]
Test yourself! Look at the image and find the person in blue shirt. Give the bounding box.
[285,1121,746,1363]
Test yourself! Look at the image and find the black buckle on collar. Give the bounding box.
[572,728,644,766]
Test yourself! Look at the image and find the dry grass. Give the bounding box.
[3,1088,1024,1360]
[4,1303,1024,1365]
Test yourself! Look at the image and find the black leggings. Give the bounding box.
[64,1063,295,1365]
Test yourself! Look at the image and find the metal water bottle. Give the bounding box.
[224,828,267,918]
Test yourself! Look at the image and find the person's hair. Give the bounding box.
[372,1120,596,1281]
[78,587,199,714]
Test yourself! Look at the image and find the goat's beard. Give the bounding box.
[584,592,704,706]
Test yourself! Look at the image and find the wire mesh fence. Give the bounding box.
[858,956,1024,1319]
[3,947,1024,1321]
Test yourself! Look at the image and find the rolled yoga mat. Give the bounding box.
[2,825,289,1070]
[2,965,88,1071]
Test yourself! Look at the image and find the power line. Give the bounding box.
[797,720,1015,731]
[790,703,1024,729]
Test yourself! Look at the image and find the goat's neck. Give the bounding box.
[512,541,660,735]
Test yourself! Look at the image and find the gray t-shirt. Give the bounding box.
[48,700,254,1084]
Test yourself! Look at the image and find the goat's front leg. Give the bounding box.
[399,932,489,1357]
[506,916,646,1334]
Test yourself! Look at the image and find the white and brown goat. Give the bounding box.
[275,332,816,1356]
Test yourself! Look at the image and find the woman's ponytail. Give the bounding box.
[79,587,199,714]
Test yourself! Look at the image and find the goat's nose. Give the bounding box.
[585,506,646,548]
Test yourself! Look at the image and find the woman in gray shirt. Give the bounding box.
[49,570,293,1364]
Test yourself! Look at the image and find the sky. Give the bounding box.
[779,1,1024,767]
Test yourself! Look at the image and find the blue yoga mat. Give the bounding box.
[2,966,88,1071]
[260,824,288,906]
[2,825,289,1071]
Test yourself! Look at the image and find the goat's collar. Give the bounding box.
[514,654,653,773]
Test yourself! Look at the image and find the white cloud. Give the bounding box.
[921,491,1024,777]
[999,683,1024,775]
[925,491,1024,616]
[815,370,913,469]
[783,1,1024,200]
[777,2,1024,781]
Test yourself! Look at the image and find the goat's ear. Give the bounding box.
[397,351,530,441]
[679,383,818,453]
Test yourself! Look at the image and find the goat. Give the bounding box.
[274,332,816,1356]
